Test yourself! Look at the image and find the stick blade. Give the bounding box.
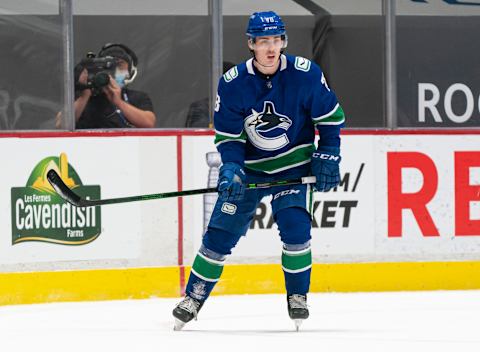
[47,169,83,207]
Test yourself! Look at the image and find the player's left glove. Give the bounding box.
[217,162,246,201]
[311,146,341,192]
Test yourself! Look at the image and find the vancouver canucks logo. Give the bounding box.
[244,101,292,151]
[11,153,101,245]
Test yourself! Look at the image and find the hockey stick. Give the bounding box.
[46,169,316,207]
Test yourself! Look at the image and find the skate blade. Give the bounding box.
[294,319,303,332]
[173,318,186,331]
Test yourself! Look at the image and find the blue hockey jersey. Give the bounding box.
[214,54,345,176]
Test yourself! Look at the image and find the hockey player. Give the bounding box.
[173,11,345,331]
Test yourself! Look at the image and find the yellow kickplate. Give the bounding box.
[2,261,479,306]
[0,267,180,306]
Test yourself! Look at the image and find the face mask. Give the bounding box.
[114,70,129,88]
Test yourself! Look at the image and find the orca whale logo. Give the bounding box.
[244,101,292,151]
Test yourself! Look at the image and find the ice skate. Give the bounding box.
[287,294,309,331]
[172,295,203,331]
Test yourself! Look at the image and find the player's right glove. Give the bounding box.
[311,146,341,192]
[217,162,246,201]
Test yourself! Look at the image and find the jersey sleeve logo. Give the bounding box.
[294,56,311,72]
[223,66,238,82]
[244,101,292,151]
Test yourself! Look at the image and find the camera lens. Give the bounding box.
[93,72,110,88]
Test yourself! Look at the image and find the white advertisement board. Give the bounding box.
[375,135,480,260]
[1,132,478,270]
[183,133,480,264]
[0,136,179,267]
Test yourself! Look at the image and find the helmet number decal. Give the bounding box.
[260,16,276,23]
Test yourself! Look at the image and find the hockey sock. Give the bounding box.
[282,242,312,295]
[186,245,226,302]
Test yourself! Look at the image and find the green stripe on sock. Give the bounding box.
[192,254,224,281]
[282,249,312,271]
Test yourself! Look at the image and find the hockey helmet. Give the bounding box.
[246,11,286,38]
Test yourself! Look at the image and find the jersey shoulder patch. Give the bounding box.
[223,66,239,82]
[294,56,311,72]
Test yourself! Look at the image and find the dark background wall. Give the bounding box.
[1,12,477,130]
[0,15,63,130]
[314,15,385,128]
[396,16,480,127]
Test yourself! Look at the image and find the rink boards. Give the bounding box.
[0,130,479,305]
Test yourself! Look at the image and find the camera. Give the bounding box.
[79,52,118,92]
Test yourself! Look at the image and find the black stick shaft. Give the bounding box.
[87,187,218,206]
[47,169,316,207]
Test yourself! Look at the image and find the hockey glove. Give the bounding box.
[217,162,246,201]
[311,146,341,192]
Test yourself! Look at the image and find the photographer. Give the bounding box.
[74,43,156,129]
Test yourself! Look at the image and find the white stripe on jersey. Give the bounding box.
[312,103,340,122]
[251,159,311,174]
[215,139,246,147]
[244,143,312,164]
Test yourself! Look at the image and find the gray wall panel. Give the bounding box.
[0,15,63,130]
[397,16,480,127]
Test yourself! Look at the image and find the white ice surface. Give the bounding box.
[1,291,480,352]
